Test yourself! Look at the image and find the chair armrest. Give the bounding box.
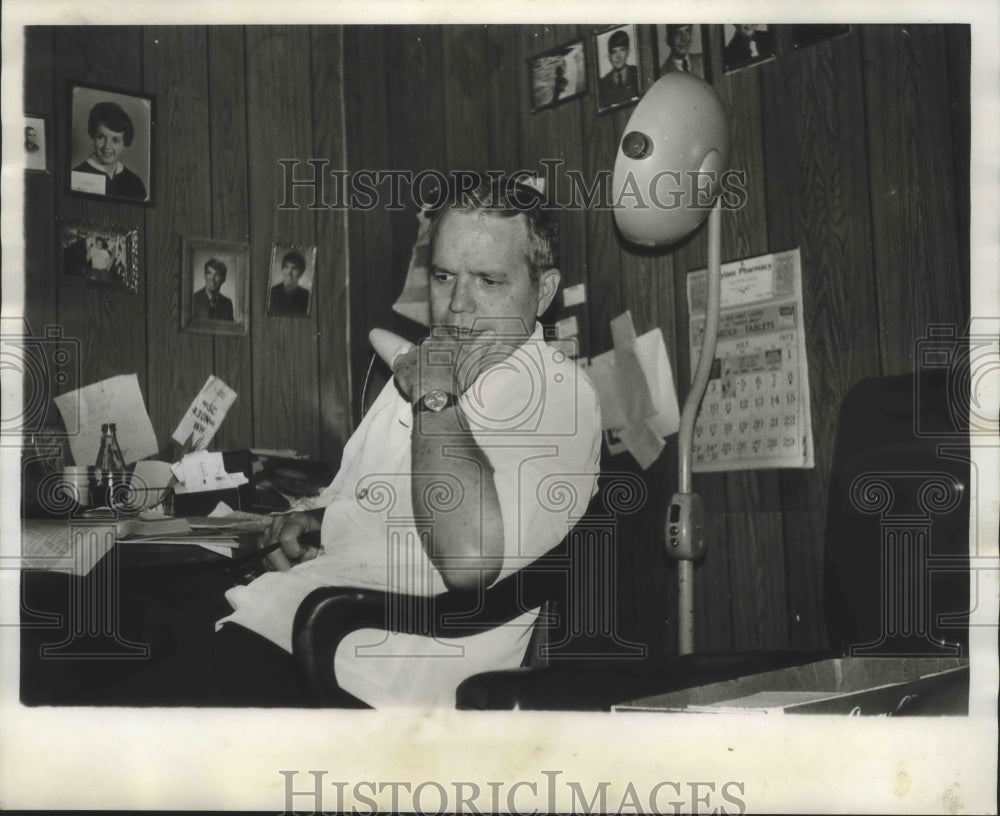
[292,541,571,703]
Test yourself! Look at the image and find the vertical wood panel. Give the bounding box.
[246,26,320,456]
[485,25,522,171]
[761,30,878,650]
[311,26,353,456]
[863,25,966,374]
[142,27,214,453]
[443,27,490,173]
[52,27,148,422]
[345,26,393,416]
[208,27,254,453]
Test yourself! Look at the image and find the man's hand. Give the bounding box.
[256,510,323,571]
[393,330,499,403]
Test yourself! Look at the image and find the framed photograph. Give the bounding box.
[181,237,249,336]
[57,219,139,294]
[24,114,49,173]
[593,24,642,114]
[791,24,851,50]
[654,24,710,81]
[67,82,153,205]
[721,25,778,74]
[266,243,317,318]
[527,37,588,113]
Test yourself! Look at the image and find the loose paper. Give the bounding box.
[171,450,249,495]
[53,373,159,467]
[171,375,238,451]
[562,283,587,308]
[130,460,175,510]
[554,315,579,339]
[585,313,681,469]
[686,248,814,471]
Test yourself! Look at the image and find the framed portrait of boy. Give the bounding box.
[654,24,710,81]
[266,243,317,318]
[721,24,778,74]
[67,82,154,205]
[24,114,49,173]
[593,24,642,114]
[181,237,249,336]
[527,37,588,113]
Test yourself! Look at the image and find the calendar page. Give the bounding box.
[686,249,814,472]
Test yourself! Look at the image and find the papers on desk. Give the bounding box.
[53,373,159,466]
[20,517,117,576]
[170,450,248,494]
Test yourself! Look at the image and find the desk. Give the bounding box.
[19,518,247,706]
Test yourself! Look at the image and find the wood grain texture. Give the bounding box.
[761,30,879,652]
[208,27,254,454]
[863,25,967,375]
[246,26,320,456]
[52,27,148,406]
[344,26,393,417]
[484,25,522,171]
[310,26,353,457]
[142,26,214,452]
[726,510,788,650]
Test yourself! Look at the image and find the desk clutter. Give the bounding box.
[20,372,338,577]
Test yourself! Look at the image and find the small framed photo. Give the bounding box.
[181,237,249,336]
[593,24,642,114]
[721,25,777,74]
[791,24,851,50]
[67,82,153,205]
[654,24,710,81]
[266,243,317,318]
[57,219,139,294]
[527,37,588,113]
[24,114,49,173]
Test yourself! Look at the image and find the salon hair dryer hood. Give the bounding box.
[613,72,730,246]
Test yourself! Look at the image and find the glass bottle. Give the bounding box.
[92,422,126,510]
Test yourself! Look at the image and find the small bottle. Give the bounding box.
[92,422,126,510]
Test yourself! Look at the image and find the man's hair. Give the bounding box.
[282,250,306,274]
[608,29,630,52]
[666,24,692,39]
[204,258,228,280]
[87,101,135,147]
[428,174,559,285]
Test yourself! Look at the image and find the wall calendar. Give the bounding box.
[686,248,814,472]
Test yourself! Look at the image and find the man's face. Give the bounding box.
[91,123,126,167]
[669,26,692,56]
[738,25,757,38]
[609,45,629,71]
[204,266,225,295]
[25,127,37,143]
[281,261,304,291]
[429,209,557,341]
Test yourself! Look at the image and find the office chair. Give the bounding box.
[293,368,971,709]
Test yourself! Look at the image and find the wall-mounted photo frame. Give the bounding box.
[67,82,153,206]
[654,24,710,81]
[181,237,249,336]
[266,243,317,318]
[527,37,588,113]
[721,25,777,74]
[57,219,139,294]
[24,114,49,174]
[594,24,643,114]
[791,24,851,50]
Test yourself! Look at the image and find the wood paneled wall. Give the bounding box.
[23,24,969,658]
[342,24,970,656]
[23,26,352,461]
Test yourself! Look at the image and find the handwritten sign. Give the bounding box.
[171,375,237,450]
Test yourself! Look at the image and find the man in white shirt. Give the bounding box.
[92,174,601,707]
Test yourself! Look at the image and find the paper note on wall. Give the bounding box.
[172,375,237,451]
[53,373,159,466]
[584,313,681,469]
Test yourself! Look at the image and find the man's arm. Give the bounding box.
[395,336,505,592]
